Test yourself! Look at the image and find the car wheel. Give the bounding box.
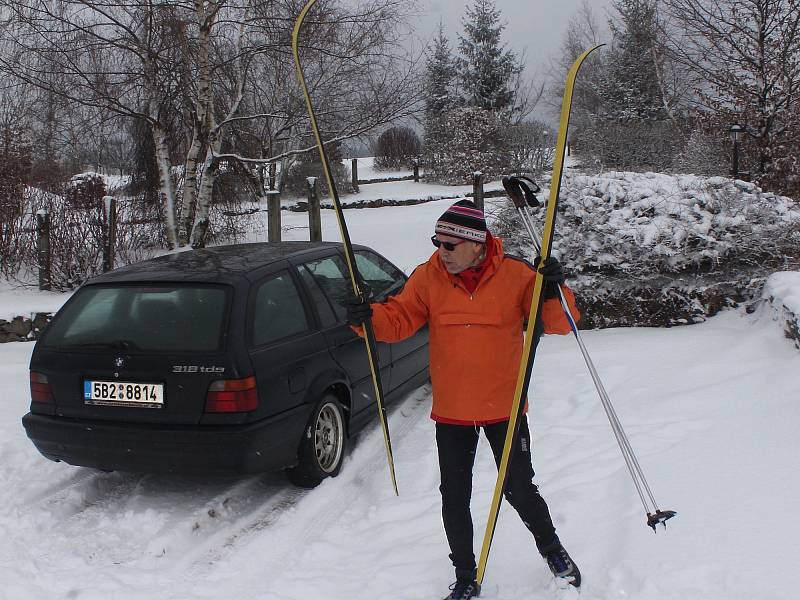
[285,394,347,488]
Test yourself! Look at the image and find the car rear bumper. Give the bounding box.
[21,408,309,475]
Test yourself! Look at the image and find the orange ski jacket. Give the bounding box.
[358,236,580,424]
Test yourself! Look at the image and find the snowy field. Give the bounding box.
[286,156,506,207]
[1,191,799,600]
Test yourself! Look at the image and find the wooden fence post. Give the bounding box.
[35,209,51,291]
[268,162,277,190]
[413,159,420,183]
[307,177,322,242]
[267,190,281,242]
[472,171,485,211]
[102,195,117,272]
[351,158,359,193]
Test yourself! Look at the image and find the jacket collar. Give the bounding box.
[430,234,505,289]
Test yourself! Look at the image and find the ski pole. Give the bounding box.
[502,175,676,531]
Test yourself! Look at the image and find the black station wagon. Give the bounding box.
[22,242,429,487]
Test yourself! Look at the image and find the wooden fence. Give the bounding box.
[34,196,118,291]
[34,166,489,289]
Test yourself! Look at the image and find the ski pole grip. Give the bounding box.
[502,176,528,209]
[516,176,541,207]
[357,281,372,303]
[502,175,541,208]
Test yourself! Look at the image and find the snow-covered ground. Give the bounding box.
[0,282,72,322]
[287,156,505,207]
[355,156,415,181]
[1,184,799,600]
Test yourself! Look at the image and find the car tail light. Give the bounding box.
[30,371,54,403]
[204,376,258,413]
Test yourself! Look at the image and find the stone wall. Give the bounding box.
[571,275,760,329]
[2,279,797,346]
[0,313,52,342]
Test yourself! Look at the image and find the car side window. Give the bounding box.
[300,255,350,322]
[297,265,338,328]
[252,272,309,346]
[354,250,406,300]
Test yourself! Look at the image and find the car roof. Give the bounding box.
[88,241,354,285]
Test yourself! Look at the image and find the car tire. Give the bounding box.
[285,394,347,488]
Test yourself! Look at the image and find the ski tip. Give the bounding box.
[647,509,677,532]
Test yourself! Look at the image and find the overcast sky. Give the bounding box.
[412,0,614,81]
[406,0,615,122]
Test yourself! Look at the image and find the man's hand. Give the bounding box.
[346,295,373,326]
[535,256,565,299]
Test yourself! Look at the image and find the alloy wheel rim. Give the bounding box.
[314,402,343,473]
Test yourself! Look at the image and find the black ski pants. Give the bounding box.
[435,416,558,581]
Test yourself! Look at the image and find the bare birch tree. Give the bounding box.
[200,0,421,246]
[663,0,800,191]
[0,0,185,247]
[0,0,421,249]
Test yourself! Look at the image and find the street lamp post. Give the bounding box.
[729,123,744,180]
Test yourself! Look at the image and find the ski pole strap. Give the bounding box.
[647,510,677,531]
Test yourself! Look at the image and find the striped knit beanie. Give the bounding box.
[434,200,488,243]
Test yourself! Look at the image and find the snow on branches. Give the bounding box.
[425,107,510,184]
[493,170,800,327]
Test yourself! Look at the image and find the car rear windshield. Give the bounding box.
[42,284,229,353]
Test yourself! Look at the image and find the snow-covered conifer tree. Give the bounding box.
[457,0,521,117]
[423,22,458,168]
[425,23,458,119]
[562,0,686,170]
[604,0,671,122]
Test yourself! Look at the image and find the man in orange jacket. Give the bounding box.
[347,199,581,600]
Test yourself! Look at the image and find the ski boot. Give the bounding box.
[443,578,481,599]
[541,541,581,588]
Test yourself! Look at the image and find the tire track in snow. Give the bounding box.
[173,383,433,597]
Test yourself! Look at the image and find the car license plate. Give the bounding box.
[84,380,164,408]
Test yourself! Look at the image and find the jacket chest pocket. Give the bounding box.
[438,313,502,328]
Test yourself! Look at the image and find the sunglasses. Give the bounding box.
[431,235,468,251]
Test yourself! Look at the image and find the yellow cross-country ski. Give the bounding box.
[475,44,604,587]
[292,0,398,495]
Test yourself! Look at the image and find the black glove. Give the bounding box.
[535,256,565,299]
[346,295,373,326]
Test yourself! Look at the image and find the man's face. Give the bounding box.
[434,234,484,274]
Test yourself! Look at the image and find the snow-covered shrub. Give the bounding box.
[506,120,555,177]
[761,272,800,349]
[203,168,265,246]
[426,106,510,184]
[556,172,799,275]
[492,171,800,327]
[282,153,350,196]
[0,125,31,267]
[572,120,683,172]
[671,129,728,176]
[372,126,422,170]
[65,172,106,210]
[764,148,800,200]
[5,185,162,290]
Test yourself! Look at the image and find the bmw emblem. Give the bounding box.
[115,356,125,368]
